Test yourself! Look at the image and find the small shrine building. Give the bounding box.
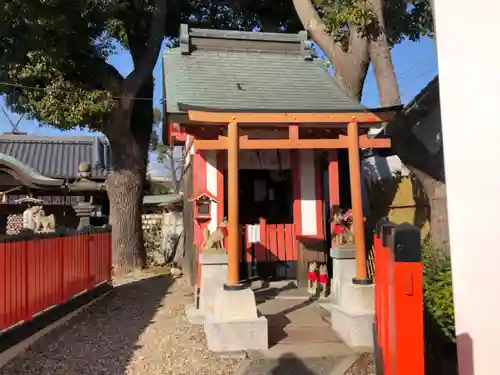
[163,25,398,287]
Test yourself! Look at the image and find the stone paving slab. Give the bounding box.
[258,299,331,328]
[254,285,310,300]
[269,326,342,345]
[236,282,357,375]
[238,355,340,375]
[257,343,354,360]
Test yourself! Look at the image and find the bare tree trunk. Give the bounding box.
[292,0,370,101]
[107,152,146,274]
[105,79,154,275]
[412,170,449,252]
[368,0,401,106]
[369,0,448,249]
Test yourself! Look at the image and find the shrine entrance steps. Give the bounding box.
[233,281,360,375]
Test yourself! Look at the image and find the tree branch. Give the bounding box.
[180,137,194,181]
[292,0,336,61]
[123,0,167,96]
[83,55,124,92]
[291,0,370,101]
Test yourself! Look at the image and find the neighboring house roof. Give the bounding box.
[363,75,440,156]
[164,25,367,114]
[0,134,111,180]
[362,75,444,182]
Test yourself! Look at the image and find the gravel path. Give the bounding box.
[0,270,241,375]
[344,353,375,375]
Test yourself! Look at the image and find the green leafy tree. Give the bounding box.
[0,0,244,274]
[0,0,440,274]
[291,0,433,102]
[0,0,170,273]
[0,0,298,274]
[290,0,448,247]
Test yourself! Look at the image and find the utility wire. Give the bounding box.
[0,53,438,104]
[0,81,161,102]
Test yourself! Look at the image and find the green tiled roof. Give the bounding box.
[164,25,366,114]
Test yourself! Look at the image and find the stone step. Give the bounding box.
[269,326,342,346]
[237,355,343,375]
[258,342,354,359]
[315,302,333,324]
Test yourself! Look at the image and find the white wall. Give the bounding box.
[205,150,218,233]
[434,2,500,374]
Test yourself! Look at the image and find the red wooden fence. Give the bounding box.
[242,218,298,279]
[0,229,112,332]
[373,222,424,375]
[244,218,298,263]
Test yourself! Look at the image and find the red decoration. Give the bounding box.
[333,223,344,234]
[308,271,318,282]
[342,210,353,220]
[219,226,228,236]
[319,274,328,284]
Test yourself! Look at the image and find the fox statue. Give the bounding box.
[202,217,228,251]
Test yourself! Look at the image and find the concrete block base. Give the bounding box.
[205,315,268,352]
[328,247,375,352]
[330,303,373,352]
[199,252,228,317]
[204,287,268,353]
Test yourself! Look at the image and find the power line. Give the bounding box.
[0,53,438,106]
[0,81,161,102]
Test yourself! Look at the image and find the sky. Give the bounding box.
[0,36,438,176]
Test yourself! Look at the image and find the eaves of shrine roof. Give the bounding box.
[0,134,111,180]
[163,25,367,115]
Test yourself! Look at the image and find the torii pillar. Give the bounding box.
[225,121,241,288]
[203,120,268,353]
[347,120,371,284]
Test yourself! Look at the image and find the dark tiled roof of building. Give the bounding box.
[164,25,366,114]
[0,134,111,180]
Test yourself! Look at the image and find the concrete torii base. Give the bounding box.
[322,246,375,352]
[186,252,228,324]
[204,286,268,353]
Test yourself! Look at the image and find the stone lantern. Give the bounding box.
[68,162,106,231]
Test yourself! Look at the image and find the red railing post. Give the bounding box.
[375,222,424,375]
[374,220,396,375]
[389,224,424,375]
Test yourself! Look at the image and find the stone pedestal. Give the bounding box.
[326,246,375,352]
[186,251,228,324]
[204,287,268,353]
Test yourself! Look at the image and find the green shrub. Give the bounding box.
[421,241,455,342]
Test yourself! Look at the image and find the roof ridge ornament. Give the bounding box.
[299,30,313,61]
[180,24,190,55]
